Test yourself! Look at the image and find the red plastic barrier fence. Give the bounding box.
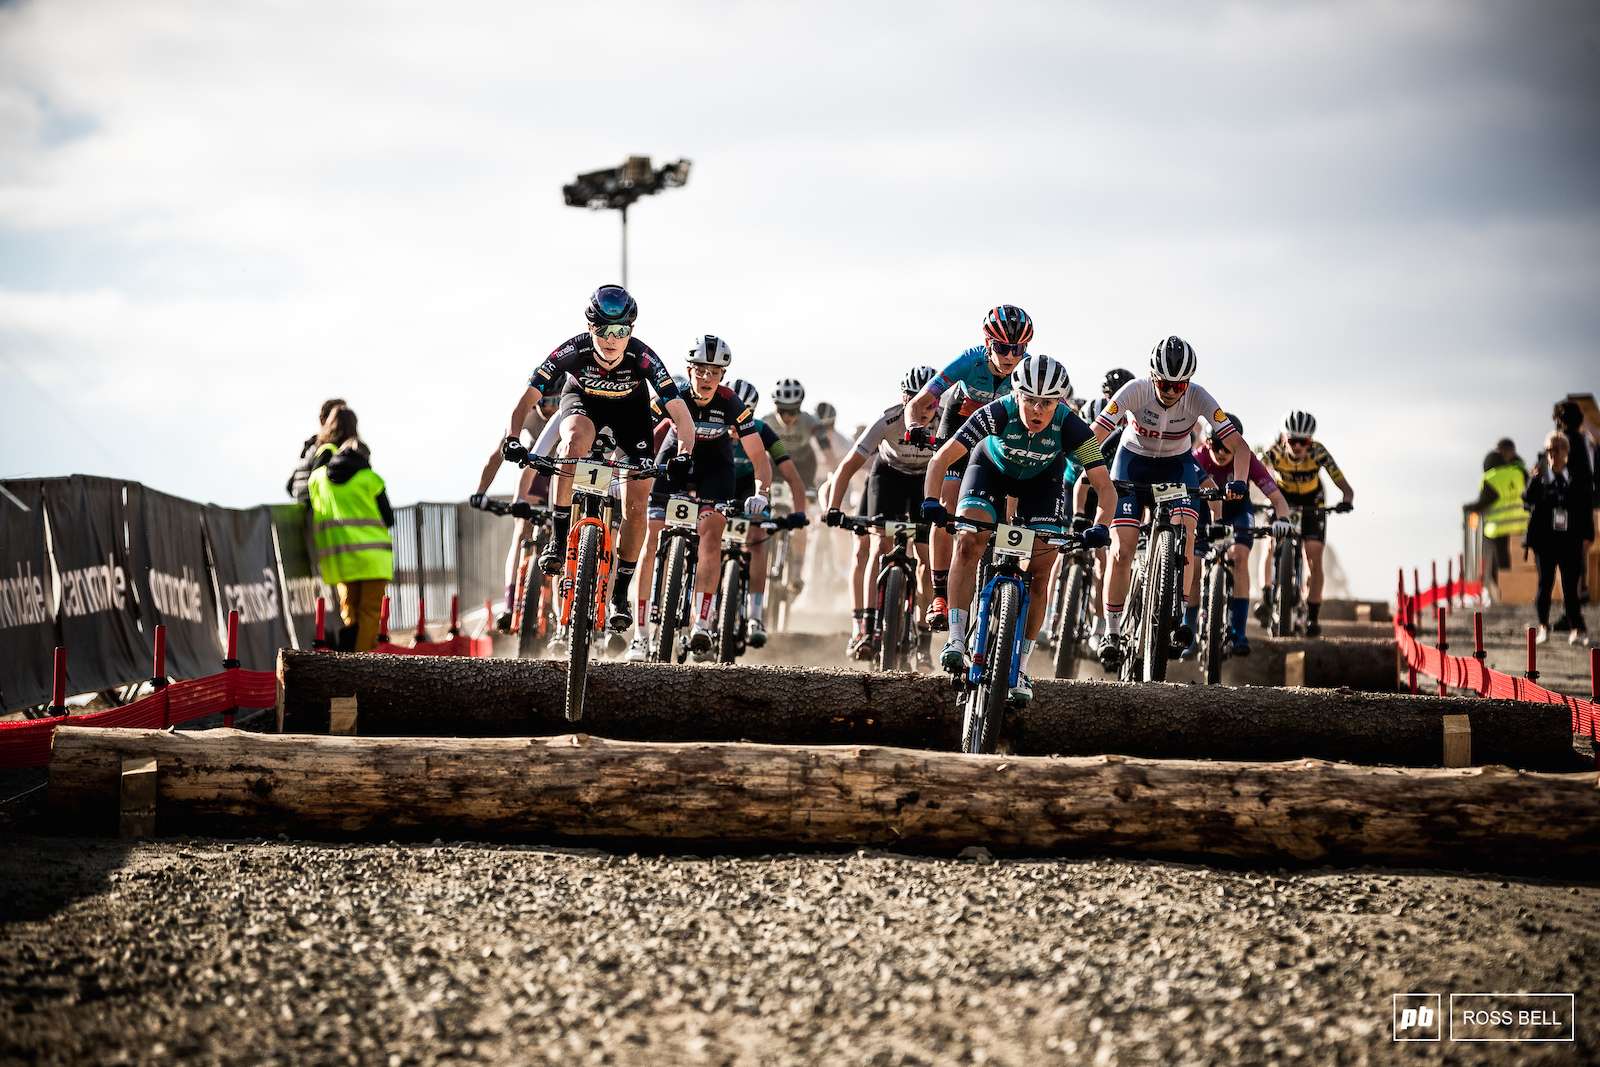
[1394,567,1600,741]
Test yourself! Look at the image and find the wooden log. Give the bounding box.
[47,727,1600,869]
[119,757,156,838]
[275,651,1581,770]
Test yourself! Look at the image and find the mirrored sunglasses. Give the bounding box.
[1288,436,1311,447]
[593,323,633,339]
[1154,379,1189,394]
[988,340,1026,358]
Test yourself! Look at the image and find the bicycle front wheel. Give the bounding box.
[965,580,1019,755]
[717,557,742,664]
[1140,528,1178,683]
[565,523,601,722]
[517,544,545,660]
[1201,557,1228,685]
[1052,559,1087,679]
[652,537,687,664]
[877,565,906,673]
[1272,537,1296,639]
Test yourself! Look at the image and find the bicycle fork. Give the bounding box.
[966,573,1030,693]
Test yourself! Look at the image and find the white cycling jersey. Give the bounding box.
[1094,378,1237,459]
[852,404,937,475]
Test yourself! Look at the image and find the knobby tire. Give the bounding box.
[564,523,601,722]
[1201,556,1228,685]
[1273,537,1296,639]
[1120,560,1145,683]
[965,580,1019,755]
[652,537,687,664]
[717,557,742,664]
[1052,559,1087,679]
[516,546,544,660]
[877,566,906,673]
[1141,528,1177,683]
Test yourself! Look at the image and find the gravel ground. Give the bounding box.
[2,834,1594,1066]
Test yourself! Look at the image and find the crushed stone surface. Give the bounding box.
[2,834,1595,1065]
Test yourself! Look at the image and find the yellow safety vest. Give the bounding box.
[1480,464,1528,540]
[308,447,395,584]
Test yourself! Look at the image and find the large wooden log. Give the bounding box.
[47,727,1600,869]
[276,650,1579,769]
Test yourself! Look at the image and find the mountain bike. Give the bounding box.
[946,515,1081,754]
[648,496,775,664]
[763,485,813,632]
[511,446,656,721]
[480,499,554,658]
[1046,534,1098,679]
[1270,501,1350,638]
[842,514,927,672]
[1196,511,1272,685]
[715,510,783,663]
[1113,481,1225,683]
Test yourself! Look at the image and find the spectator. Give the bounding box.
[1464,444,1528,577]
[1522,430,1591,646]
[1554,401,1596,605]
[307,406,395,652]
[286,398,349,503]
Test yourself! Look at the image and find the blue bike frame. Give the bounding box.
[966,570,1030,691]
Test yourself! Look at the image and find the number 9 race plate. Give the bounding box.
[665,496,698,528]
[571,462,613,495]
[992,523,1035,559]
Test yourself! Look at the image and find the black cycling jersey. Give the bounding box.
[529,333,681,404]
[658,385,759,469]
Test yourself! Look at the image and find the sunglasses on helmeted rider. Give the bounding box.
[593,323,633,339]
[1154,379,1188,395]
[988,340,1026,358]
[1287,436,1311,447]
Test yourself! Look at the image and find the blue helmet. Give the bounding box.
[585,284,638,326]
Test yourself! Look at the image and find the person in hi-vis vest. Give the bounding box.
[1464,443,1529,574]
[307,406,395,651]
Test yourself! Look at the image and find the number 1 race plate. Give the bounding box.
[724,517,751,544]
[992,523,1034,559]
[665,496,698,528]
[884,520,918,539]
[571,462,613,495]
[1150,481,1186,503]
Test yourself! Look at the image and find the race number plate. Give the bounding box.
[884,520,918,539]
[724,516,751,544]
[571,462,612,495]
[1288,510,1303,531]
[992,524,1034,559]
[1151,482,1186,503]
[665,496,699,528]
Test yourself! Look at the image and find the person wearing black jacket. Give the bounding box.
[1523,430,1591,645]
[286,398,349,503]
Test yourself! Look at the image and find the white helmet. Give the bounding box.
[688,334,733,367]
[729,378,759,412]
[773,378,805,407]
[901,365,938,394]
[1149,336,1198,381]
[1011,354,1073,399]
[1283,410,1317,437]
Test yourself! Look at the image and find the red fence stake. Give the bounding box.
[449,594,461,637]
[378,596,391,644]
[1525,627,1539,683]
[222,609,240,727]
[1458,552,1466,604]
[415,595,428,644]
[152,626,168,689]
[1446,558,1454,607]
[48,647,67,715]
[1472,612,1486,696]
[1436,608,1448,697]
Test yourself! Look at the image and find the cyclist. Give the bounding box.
[760,380,835,491]
[1257,410,1355,637]
[471,393,560,630]
[476,285,696,634]
[634,335,773,657]
[1188,413,1292,656]
[1091,336,1249,669]
[920,355,1113,703]
[824,365,941,658]
[903,304,1033,632]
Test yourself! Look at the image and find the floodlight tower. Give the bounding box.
[562,156,691,287]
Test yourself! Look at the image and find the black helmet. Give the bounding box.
[585,284,638,326]
[1102,368,1135,396]
[982,305,1034,345]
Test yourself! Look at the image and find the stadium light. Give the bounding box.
[562,156,692,286]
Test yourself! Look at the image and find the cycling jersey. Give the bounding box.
[852,404,938,475]
[1094,379,1236,460]
[732,419,790,478]
[927,345,1013,418]
[658,386,759,468]
[953,395,1104,480]
[758,408,830,487]
[530,334,680,404]
[1192,444,1278,499]
[1260,439,1343,497]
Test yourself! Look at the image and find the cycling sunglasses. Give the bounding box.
[987,340,1027,358]
[592,323,633,339]
[1287,436,1312,447]
[1154,378,1189,395]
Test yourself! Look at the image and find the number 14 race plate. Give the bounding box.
[992,524,1034,558]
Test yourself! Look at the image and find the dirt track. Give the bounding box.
[2,834,1594,1065]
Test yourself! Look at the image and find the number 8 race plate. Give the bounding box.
[992,523,1034,559]
[666,496,698,528]
[571,462,613,495]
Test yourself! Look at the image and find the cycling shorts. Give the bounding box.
[958,447,1067,534]
[647,445,736,520]
[1110,449,1201,530]
[860,463,930,544]
[557,388,658,465]
[1222,499,1255,548]
[1283,490,1328,543]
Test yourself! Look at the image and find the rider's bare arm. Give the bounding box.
[477,386,543,494]
[740,431,774,499]
[663,397,697,457]
[1084,465,1116,529]
[923,438,969,500]
[778,456,807,513]
[905,385,941,429]
[826,449,869,512]
[1334,475,1354,505]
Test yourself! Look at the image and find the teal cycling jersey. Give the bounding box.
[732,418,788,477]
[927,345,1012,417]
[953,395,1104,479]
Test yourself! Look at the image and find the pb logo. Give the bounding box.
[1394,994,1441,1042]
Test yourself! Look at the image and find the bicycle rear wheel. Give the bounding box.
[877,566,906,672]
[651,537,687,664]
[516,543,545,660]
[565,523,601,722]
[1140,528,1178,683]
[1119,561,1145,682]
[1052,559,1087,679]
[1201,556,1228,685]
[1272,538,1296,639]
[717,557,742,664]
[964,580,1019,755]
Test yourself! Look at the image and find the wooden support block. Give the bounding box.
[1443,715,1472,768]
[119,757,156,838]
[328,695,358,736]
[1356,604,1372,623]
[1284,650,1306,688]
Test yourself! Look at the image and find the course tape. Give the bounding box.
[372,635,493,657]
[1396,582,1599,739]
[0,667,276,771]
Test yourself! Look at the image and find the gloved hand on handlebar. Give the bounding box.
[824,508,844,528]
[745,494,769,517]
[500,436,527,463]
[1071,514,1090,534]
[905,426,935,449]
[1206,522,1232,542]
[1271,517,1292,538]
[510,501,537,521]
[1081,523,1110,549]
[1334,500,1354,513]
[665,453,694,485]
[1225,479,1248,500]
[468,493,489,511]
[920,497,951,527]
[786,511,810,529]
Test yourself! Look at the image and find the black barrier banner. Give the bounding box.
[0,479,60,713]
[41,475,147,698]
[271,503,336,649]
[127,483,222,679]
[203,505,291,671]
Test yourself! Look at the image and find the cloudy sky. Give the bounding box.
[2,0,1597,597]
